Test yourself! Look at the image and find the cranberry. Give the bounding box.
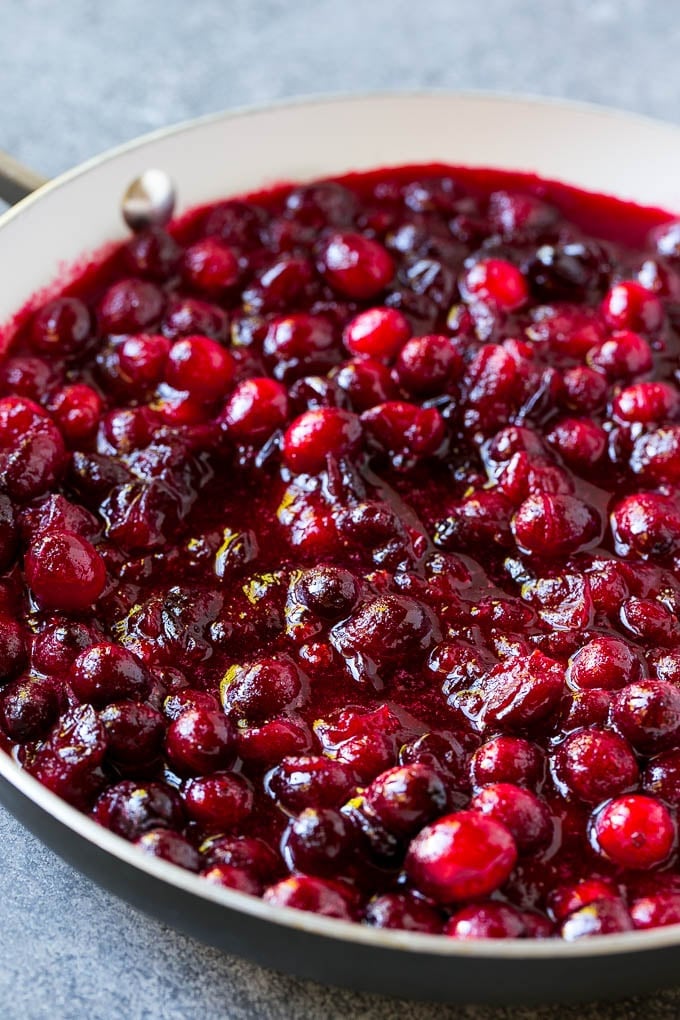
[32,622,98,674]
[467,651,564,731]
[281,807,356,876]
[445,901,527,939]
[0,494,17,571]
[512,493,599,557]
[567,637,642,691]
[406,811,517,903]
[333,594,438,677]
[361,400,445,461]
[620,597,680,646]
[546,417,606,469]
[527,241,609,300]
[631,426,680,484]
[319,232,394,299]
[286,182,357,228]
[165,706,236,776]
[263,314,337,380]
[644,749,680,805]
[244,257,314,312]
[99,279,164,334]
[0,355,61,401]
[51,384,102,442]
[470,737,544,790]
[591,795,675,869]
[31,297,92,355]
[364,764,448,837]
[221,377,288,442]
[547,878,620,922]
[342,307,410,360]
[93,780,184,840]
[2,420,67,502]
[162,297,227,342]
[135,828,201,872]
[25,530,106,612]
[613,381,679,423]
[182,238,239,293]
[612,492,680,558]
[203,199,267,246]
[601,281,663,333]
[461,258,528,310]
[611,680,680,754]
[396,334,463,396]
[182,772,253,832]
[201,834,280,880]
[282,408,362,473]
[0,395,47,440]
[123,227,180,280]
[164,335,235,401]
[364,892,443,933]
[561,366,608,413]
[331,357,397,411]
[293,565,359,619]
[552,729,639,804]
[72,643,151,705]
[263,876,355,920]
[30,704,107,807]
[0,617,27,682]
[631,892,680,929]
[588,330,653,379]
[265,755,357,812]
[201,864,262,895]
[1,675,59,741]
[489,191,557,239]
[560,898,633,939]
[118,334,171,387]
[470,784,552,853]
[99,701,165,763]
[221,656,303,721]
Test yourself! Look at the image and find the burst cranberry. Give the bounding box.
[99,701,165,763]
[588,330,653,379]
[265,755,357,812]
[470,784,552,853]
[201,834,280,879]
[165,707,236,776]
[319,232,394,299]
[93,780,184,840]
[591,795,675,869]
[342,306,410,360]
[611,680,680,754]
[631,892,680,929]
[118,334,171,387]
[364,764,448,838]
[99,279,164,333]
[512,493,599,557]
[1,675,59,741]
[613,381,679,423]
[621,597,680,645]
[282,408,362,473]
[162,297,227,341]
[221,377,288,441]
[263,875,355,920]
[221,657,303,721]
[364,892,443,933]
[31,296,92,355]
[560,898,633,939]
[0,494,16,571]
[182,772,253,832]
[567,636,641,691]
[135,828,201,872]
[331,357,397,412]
[462,258,528,310]
[25,530,106,611]
[263,314,336,374]
[552,729,639,803]
[470,737,544,790]
[281,807,356,876]
[51,384,102,442]
[601,281,663,332]
[165,335,235,401]
[445,901,527,939]
[182,238,239,293]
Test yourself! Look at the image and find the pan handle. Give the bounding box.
[0,149,49,205]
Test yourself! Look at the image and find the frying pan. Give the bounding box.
[1,93,680,1006]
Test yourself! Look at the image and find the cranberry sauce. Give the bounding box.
[2,164,680,941]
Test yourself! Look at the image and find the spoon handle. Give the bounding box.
[0,149,48,205]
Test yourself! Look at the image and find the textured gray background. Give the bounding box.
[2,0,680,1017]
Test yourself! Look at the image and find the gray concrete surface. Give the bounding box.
[2,0,680,1016]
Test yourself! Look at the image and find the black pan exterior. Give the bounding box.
[1,770,679,1005]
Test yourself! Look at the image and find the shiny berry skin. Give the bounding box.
[165,336,235,401]
[611,492,680,558]
[51,384,102,442]
[99,279,164,334]
[552,729,639,803]
[591,795,675,869]
[93,780,184,840]
[72,643,151,706]
[221,377,288,441]
[0,617,27,682]
[643,750,680,805]
[32,621,98,675]
[293,565,359,620]
[282,408,362,473]
[462,259,528,310]
[123,227,180,280]
[281,807,356,876]
[362,400,445,460]
[396,334,463,396]
[182,772,254,832]
[331,357,397,412]
[613,381,679,423]
[364,892,443,933]
[588,330,653,379]
[0,494,17,571]
[165,707,236,775]
[405,811,517,903]
[600,281,663,332]
[135,828,201,872]
[118,334,171,387]
[30,296,92,355]
[546,417,606,469]
[445,901,527,939]
[567,637,641,692]
[263,875,355,920]
[630,891,680,929]
[221,657,303,722]
[547,878,620,922]
[560,899,633,940]
[560,365,608,413]
[24,530,106,612]
[342,306,410,360]
[201,864,262,895]
[162,296,227,342]
[182,238,240,293]
[470,737,544,791]
[265,755,357,812]
[364,764,448,838]
[611,681,680,754]
[319,232,394,299]
[99,701,165,764]
[470,784,552,853]
[512,493,599,557]
[1,675,59,741]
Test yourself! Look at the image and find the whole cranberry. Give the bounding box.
[552,729,639,804]
[612,492,680,558]
[396,334,463,396]
[32,622,98,675]
[435,491,514,551]
[405,811,517,903]
[1,675,59,741]
[560,366,608,413]
[165,706,236,775]
[0,617,27,682]
[0,494,17,571]
[620,597,680,646]
[560,898,633,939]
[135,828,201,872]
[25,530,106,612]
[613,381,679,423]
[263,314,336,377]
[51,384,102,442]
[293,565,359,620]
[31,296,92,355]
[630,426,680,484]
[282,408,362,473]
[527,240,609,300]
[30,704,107,807]
[567,636,642,691]
[364,763,448,838]
[644,749,680,804]
[342,306,410,360]
[182,771,253,832]
[201,834,280,881]
[99,279,164,334]
[319,232,394,299]
[265,755,356,812]
[336,731,397,784]
[99,701,165,763]
[165,335,235,401]
[201,864,262,896]
[162,297,228,342]
[281,806,356,876]
[611,680,680,754]
[243,257,314,312]
[591,795,675,869]
[0,395,48,442]
[221,656,303,722]
[203,198,267,245]
[221,377,288,442]
[118,334,171,387]
[512,493,599,557]
[445,901,527,939]
[461,258,528,310]
[182,238,239,293]
[470,737,545,790]
[364,892,443,933]
[588,330,653,379]
[333,594,438,675]
[72,643,151,706]
[488,190,558,239]
[631,891,680,929]
[123,227,181,280]
[238,718,312,766]
[3,420,67,502]
[547,878,620,922]
[361,400,445,460]
[600,281,663,333]
[546,417,606,469]
[263,875,355,920]
[0,355,61,401]
[93,780,184,840]
[331,357,397,411]
[470,783,552,853]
